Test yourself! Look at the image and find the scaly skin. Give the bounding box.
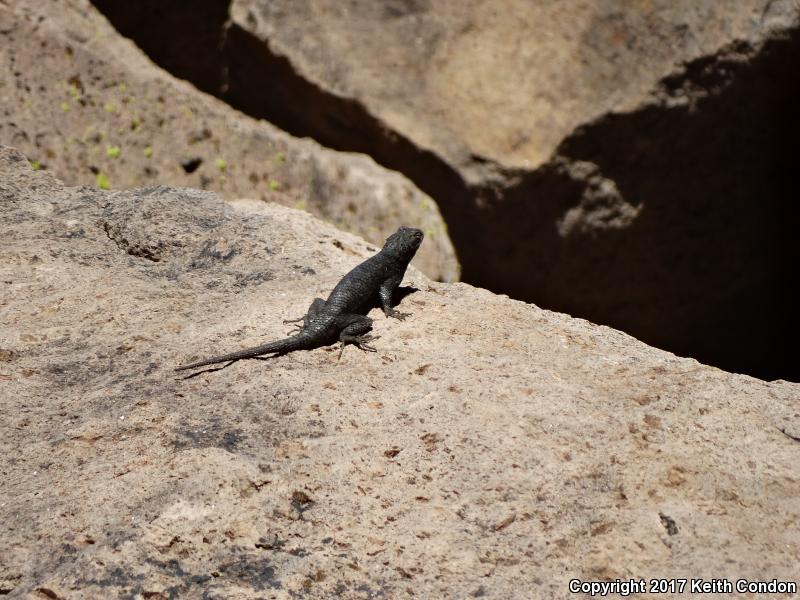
[175,227,423,372]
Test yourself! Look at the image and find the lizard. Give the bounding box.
[175,226,424,372]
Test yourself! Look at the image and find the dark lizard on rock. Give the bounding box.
[175,227,424,372]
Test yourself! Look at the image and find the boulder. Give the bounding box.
[0,0,458,282]
[228,0,791,170]
[2,145,798,597]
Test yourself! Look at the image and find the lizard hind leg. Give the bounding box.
[336,315,378,359]
[283,297,326,333]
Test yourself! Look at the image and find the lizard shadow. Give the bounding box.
[393,285,419,305]
[360,285,419,314]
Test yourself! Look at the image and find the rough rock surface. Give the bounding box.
[91,0,800,381]
[0,0,458,282]
[2,145,799,598]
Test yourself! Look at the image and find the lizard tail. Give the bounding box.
[174,334,311,372]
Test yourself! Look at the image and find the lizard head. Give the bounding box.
[383,226,424,257]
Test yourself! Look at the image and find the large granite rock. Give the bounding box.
[2,145,798,598]
[0,0,458,282]
[229,0,790,173]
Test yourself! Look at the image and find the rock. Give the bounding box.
[90,0,800,380]
[2,145,798,597]
[0,0,458,282]
[227,0,795,173]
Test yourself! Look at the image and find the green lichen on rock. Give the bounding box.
[96,172,110,190]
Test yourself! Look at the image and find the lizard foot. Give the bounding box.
[338,335,380,359]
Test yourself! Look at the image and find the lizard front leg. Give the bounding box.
[379,274,410,320]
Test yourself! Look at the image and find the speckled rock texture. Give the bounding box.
[1,145,798,598]
[0,0,458,282]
